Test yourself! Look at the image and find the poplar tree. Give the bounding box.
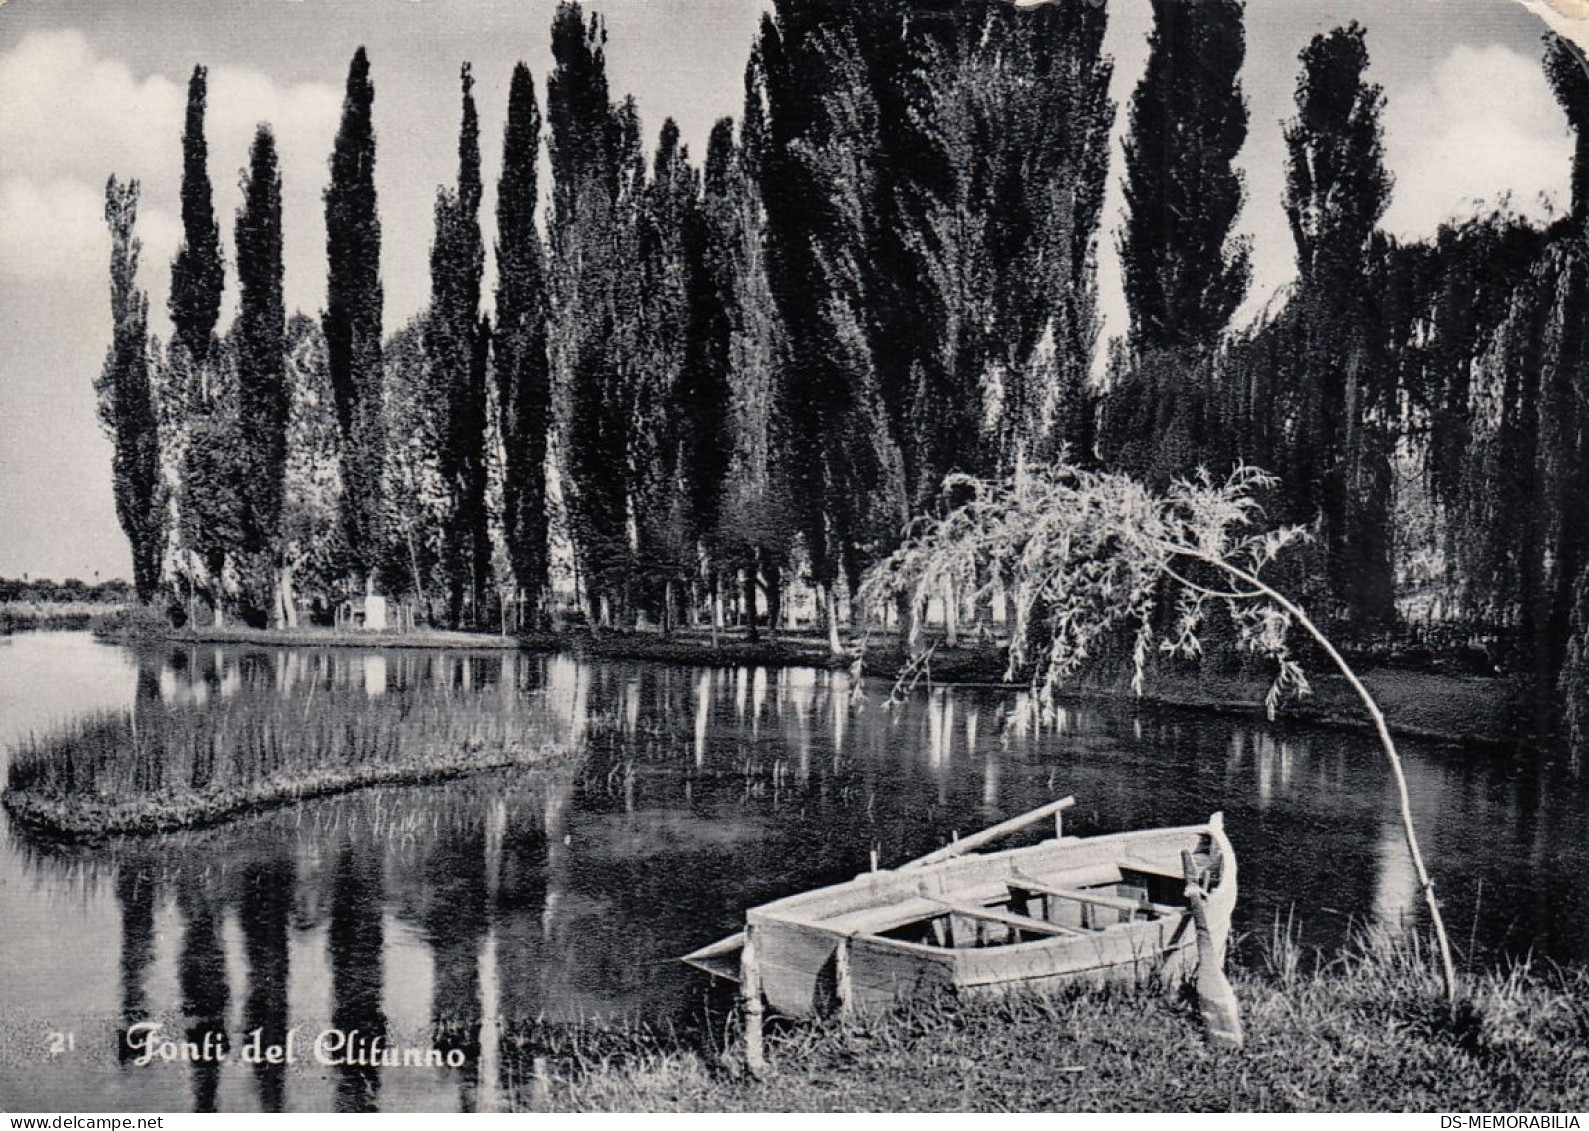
[891,0,1113,488]
[233,125,290,624]
[703,108,791,632]
[547,2,629,623]
[169,65,225,370]
[1110,0,1249,482]
[1119,0,1249,351]
[1280,23,1395,627]
[632,118,709,626]
[758,5,907,645]
[495,61,553,626]
[99,177,163,602]
[324,47,386,585]
[426,63,489,626]
[1546,34,1589,225]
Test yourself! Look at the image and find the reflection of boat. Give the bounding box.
[683,798,1236,1018]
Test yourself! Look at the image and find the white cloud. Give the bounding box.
[1382,42,1573,234]
[0,29,340,321]
[0,30,185,190]
[0,175,179,285]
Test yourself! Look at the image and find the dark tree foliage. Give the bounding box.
[1278,23,1395,628]
[169,65,225,370]
[1107,0,1248,484]
[324,47,386,582]
[233,125,289,620]
[494,61,553,623]
[694,118,739,552]
[1119,0,1250,352]
[887,0,1113,489]
[281,313,346,598]
[702,104,790,589]
[547,2,633,622]
[1283,24,1390,290]
[546,4,657,622]
[1550,35,1589,735]
[630,118,711,622]
[426,63,490,626]
[380,316,442,610]
[179,338,243,617]
[757,3,906,599]
[99,177,163,603]
[1546,35,1589,223]
[704,67,802,634]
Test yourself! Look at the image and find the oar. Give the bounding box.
[898,796,1076,871]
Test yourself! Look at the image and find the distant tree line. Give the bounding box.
[94,1,1589,718]
[0,577,133,604]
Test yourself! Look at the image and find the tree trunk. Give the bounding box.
[943,576,959,648]
[825,586,843,657]
[765,559,783,636]
[275,565,298,630]
[898,591,919,652]
[743,558,760,643]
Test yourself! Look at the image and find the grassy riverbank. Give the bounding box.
[557,630,1521,747]
[79,618,1522,746]
[511,932,1589,1112]
[153,622,525,650]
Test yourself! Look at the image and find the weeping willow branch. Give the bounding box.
[857,460,1460,1006]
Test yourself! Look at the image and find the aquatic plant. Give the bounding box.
[4,683,571,836]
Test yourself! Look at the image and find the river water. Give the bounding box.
[1,632,1583,1112]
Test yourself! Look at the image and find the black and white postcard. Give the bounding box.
[3,0,1589,1115]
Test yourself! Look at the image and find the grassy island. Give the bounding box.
[2,681,572,838]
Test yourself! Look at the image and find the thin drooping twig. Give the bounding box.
[1158,540,1460,1006]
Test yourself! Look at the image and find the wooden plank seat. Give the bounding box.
[816,878,1015,937]
[1007,869,1156,917]
[923,898,1093,938]
[810,862,1179,940]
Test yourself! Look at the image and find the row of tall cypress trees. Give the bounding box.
[93,1,1589,711]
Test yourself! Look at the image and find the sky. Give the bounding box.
[0,0,1576,582]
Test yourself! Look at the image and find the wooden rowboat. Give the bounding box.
[683,798,1237,1022]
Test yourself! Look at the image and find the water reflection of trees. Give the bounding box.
[10,648,1589,1110]
[176,879,229,1112]
[239,847,293,1113]
[329,843,387,1113]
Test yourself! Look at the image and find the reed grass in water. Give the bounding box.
[4,685,568,836]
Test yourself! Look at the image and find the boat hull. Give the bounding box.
[686,816,1234,1018]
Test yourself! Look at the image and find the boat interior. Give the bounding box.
[848,860,1195,950]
